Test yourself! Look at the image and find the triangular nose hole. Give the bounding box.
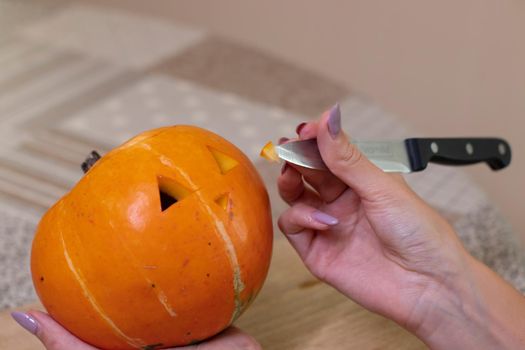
[208,146,239,174]
[158,176,192,212]
[214,193,230,211]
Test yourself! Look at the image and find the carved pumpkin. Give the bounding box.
[31,126,273,349]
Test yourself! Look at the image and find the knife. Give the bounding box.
[275,138,512,172]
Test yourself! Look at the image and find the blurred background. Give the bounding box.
[0,0,524,347]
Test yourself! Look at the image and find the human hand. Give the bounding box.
[278,104,468,328]
[11,311,260,350]
[278,104,525,349]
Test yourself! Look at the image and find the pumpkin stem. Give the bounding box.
[81,151,101,173]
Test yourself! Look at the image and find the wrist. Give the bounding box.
[409,252,484,348]
[411,251,525,349]
[402,242,470,336]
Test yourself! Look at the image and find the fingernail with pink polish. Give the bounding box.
[11,312,38,334]
[278,137,289,145]
[311,211,339,225]
[327,103,341,139]
[296,122,306,135]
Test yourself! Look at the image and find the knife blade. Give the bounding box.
[275,138,512,172]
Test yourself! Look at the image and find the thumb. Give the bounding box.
[12,311,96,350]
[316,104,404,200]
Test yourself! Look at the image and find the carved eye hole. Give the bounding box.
[157,176,192,212]
[208,146,239,174]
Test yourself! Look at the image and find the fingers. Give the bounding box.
[12,311,96,350]
[316,104,410,201]
[288,164,347,203]
[279,123,347,203]
[296,120,319,140]
[278,202,338,234]
[278,203,338,260]
[277,162,321,207]
[277,162,304,203]
[176,327,260,350]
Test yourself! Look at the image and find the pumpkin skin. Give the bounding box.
[31,126,273,349]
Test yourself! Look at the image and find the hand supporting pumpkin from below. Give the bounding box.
[11,311,261,350]
[276,104,525,350]
[20,126,271,350]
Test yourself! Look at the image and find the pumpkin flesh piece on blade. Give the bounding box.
[259,141,279,163]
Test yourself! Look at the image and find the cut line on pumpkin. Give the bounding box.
[59,231,145,348]
[207,146,239,174]
[175,169,245,322]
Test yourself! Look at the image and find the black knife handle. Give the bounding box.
[404,138,511,172]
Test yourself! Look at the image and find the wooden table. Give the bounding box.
[0,239,426,349]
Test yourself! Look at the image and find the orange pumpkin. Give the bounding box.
[31,126,273,349]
